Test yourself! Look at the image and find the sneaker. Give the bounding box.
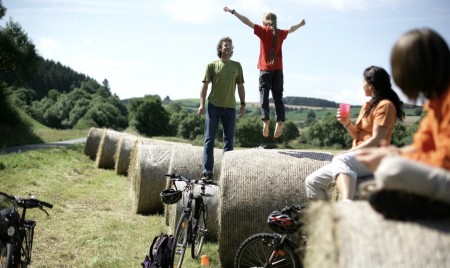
[368,189,450,221]
[202,172,213,180]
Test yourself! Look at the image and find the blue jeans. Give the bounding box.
[202,103,236,176]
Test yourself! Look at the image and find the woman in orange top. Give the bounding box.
[305,66,405,201]
[357,28,450,220]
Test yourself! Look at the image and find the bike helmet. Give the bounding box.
[267,210,297,234]
[160,189,182,205]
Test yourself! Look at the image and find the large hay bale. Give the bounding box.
[304,201,450,268]
[128,144,175,214]
[95,129,124,169]
[165,145,223,241]
[114,134,139,176]
[217,149,333,268]
[84,127,105,160]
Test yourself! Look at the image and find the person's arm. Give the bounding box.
[237,83,245,117]
[223,6,254,29]
[348,124,390,151]
[198,81,209,115]
[288,19,306,34]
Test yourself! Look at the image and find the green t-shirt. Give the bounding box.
[203,60,244,108]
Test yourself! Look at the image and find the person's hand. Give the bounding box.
[336,108,350,126]
[300,19,306,27]
[198,105,205,116]
[356,146,399,172]
[239,105,245,118]
[223,6,232,13]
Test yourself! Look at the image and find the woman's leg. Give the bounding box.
[305,164,335,200]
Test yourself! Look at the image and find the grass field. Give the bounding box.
[0,144,221,267]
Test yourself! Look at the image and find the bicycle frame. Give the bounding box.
[0,192,52,268]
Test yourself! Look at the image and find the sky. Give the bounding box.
[1,0,450,105]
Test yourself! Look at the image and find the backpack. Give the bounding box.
[141,233,174,268]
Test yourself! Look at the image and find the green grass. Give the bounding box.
[0,144,221,267]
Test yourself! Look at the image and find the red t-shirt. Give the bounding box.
[254,24,289,71]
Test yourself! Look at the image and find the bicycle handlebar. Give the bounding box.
[0,191,53,209]
[164,174,218,186]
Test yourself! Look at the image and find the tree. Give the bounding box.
[0,19,38,84]
[128,95,169,137]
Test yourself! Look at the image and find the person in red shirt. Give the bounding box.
[356,28,450,220]
[224,6,305,138]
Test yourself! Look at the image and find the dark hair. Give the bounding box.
[263,12,278,65]
[363,66,405,121]
[216,37,233,58]
[390,28,450,100]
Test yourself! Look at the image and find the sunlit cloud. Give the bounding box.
[37,37,61,54]
[160,0,220,24]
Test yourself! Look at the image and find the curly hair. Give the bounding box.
[216,37,233,58]
[390,28,450,100]
[363,66,405,121]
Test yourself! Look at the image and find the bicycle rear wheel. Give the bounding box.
[172,213,189,268]
[191,197,207,259]
[234,233,301,268]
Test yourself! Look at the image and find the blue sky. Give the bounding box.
[2,0,449,105]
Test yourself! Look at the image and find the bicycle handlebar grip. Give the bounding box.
[40,200,53,208]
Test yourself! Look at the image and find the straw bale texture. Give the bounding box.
[84,127,105,160]
[217,149,333,268]
[114,134,138,176]
[128,144,175,214]
[165,145,223,240]
[95,129,123,169]
[304,201,450,268]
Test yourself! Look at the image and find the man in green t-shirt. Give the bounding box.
[198,37,246,179]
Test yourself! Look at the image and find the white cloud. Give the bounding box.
[160,0,220,24]
[37,37,61,55]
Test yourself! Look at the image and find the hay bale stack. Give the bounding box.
[128,144,175,214]
[114,134,139,176]
[84,127,105,160]
[95,129,124,169]
[165,145,223,240]
[304,201,450,268]
[217,149,333,268]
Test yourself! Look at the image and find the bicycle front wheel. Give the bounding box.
[191,197,207,259]
[172,213,189,268]
[0,241,13,268]
[234,233,301,268]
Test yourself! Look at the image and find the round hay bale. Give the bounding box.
[128,144,174,214]
[165,145,223,241]
[84,127,105,160]
[217,149,333,268]
[95,129,123,169]
[304,201,450,268]
[114,134,139,176]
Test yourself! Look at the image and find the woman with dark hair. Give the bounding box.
[357,28,450,220]
[223,6,306,138]
[305,66,405,202]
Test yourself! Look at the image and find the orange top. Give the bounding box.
[403,86,450,170]
[352,99,398,147]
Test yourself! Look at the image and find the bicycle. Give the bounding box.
[160,173,216,268]
[0,191,53,268]
[234,204,307,268]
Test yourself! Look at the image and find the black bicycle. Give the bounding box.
[234,205,307,268]
[0,191,53,268]
[160,173,216,268]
